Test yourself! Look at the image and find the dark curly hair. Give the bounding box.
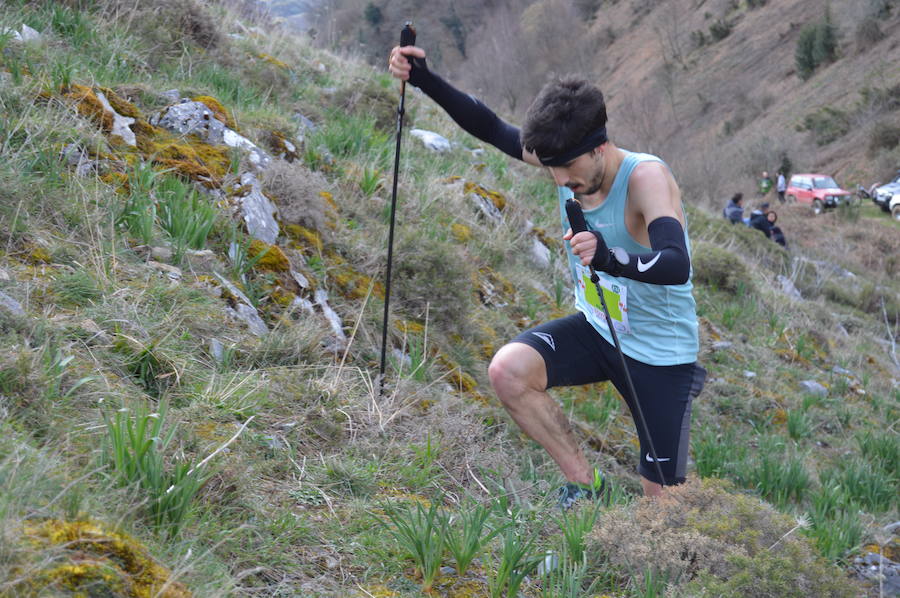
[521,76,608,159]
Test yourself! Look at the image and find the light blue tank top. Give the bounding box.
[558,150,698,365]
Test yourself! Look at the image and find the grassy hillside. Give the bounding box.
[0,1,897,597]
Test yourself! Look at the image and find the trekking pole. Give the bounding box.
[379,22,417,396]
[565,199,667,487]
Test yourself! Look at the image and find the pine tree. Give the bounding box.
[795,25,818,80]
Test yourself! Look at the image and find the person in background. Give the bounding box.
[749,202,772,237]
[723,192,745,224]
[776,171,787,204]
[758,171,773,197]
[767,211,787,247]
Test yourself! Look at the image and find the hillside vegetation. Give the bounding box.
[0,1,897,597]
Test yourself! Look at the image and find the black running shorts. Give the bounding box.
[511,313,706,485]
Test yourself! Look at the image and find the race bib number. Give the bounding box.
[578,265,631,334]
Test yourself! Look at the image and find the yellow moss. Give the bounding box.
[132,120,230,186]
[270,287,296,306]
[258,53,290,69]
[396,320,425,335]
[464,181,507,211]
[25,244,52,264]
[357,584,400,598]
[192,95,237,130]
[769,408,788,425]
[284,224,324,252]
[332,264,383,300]
[451,223,472,242]
[100,87,142,119]
[249,240,291,273]
[269,130,300,162]
[22,519,191,598]
[532,225,561,251]
[64,84,114,132]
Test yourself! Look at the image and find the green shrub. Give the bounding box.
[796,25,819,80]
[691,242,752,293]
[709,19,732,41]
[801,106,850,145]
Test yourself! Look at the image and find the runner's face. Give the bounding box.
[548,149,604,196]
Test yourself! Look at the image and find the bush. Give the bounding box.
[868,121,900,154]
[801,107,850,146]
[691,242,752,293]
[795,25,819,80]
[709,19,733,41]
[586,478,860,597]
[854,17,884,53]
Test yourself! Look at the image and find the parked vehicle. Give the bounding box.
[785,174,851,215]
[872,172,900,213]
[891,194,900,222]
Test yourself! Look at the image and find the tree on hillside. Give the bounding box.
[795,6,840,81]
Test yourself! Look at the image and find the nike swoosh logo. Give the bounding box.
[645,453,671,462]
[637,253,661,272]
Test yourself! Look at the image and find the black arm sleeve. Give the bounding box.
[592,216,690,285]
[408,61,523,160]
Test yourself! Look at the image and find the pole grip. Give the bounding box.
[565,199,588,234]
[400,22,416,47]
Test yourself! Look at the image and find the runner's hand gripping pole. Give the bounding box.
[565,199,667,487]
[379,23,416,396]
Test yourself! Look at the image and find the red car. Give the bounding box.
[785,173,852,214]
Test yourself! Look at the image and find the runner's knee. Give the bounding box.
[488,344,546,400]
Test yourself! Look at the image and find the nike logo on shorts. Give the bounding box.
[645,453,671,463]
[637,253,661,272]
[532,332,556,351]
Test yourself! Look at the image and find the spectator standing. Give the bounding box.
[758,171,773,197]
[776,171,787,204]
[723,192,745,224]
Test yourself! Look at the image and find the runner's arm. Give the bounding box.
[580,218,690,285]
[389,46,540,165]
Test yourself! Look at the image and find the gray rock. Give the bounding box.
[0,290,25,317]
[290,296,315,315]
[4,25,41,43]
[209,338,224,363]
[410,128,451,152]
[800,380,828,396]
[150,100,226,145]
[314,289,347,344]
[0,267,9,281]
[227,303,268,336]
[469,192,503,225]
[712,341,733,350]
[148,260,181,281]
[776,274,802,299]
[831,365,853,376]
[214,272,255,307]
[743,370,757,379]
[95,90,136,147]
[235,173,279,244]
[150,246,173,262]
[160,89,181,103]
[293,113,317,131]
[531,237,551,269]
[60,144,99,177]
[391,348,412,369]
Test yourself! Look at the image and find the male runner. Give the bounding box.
[388,45,705,502]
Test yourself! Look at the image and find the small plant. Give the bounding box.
[709,18,732,41]
[440,501,506,577]
[694,426,747,479]
[377,498,445,594]
[117,162,160,244]
[786,409,812,440]
[52,269,101,306]
[751,437,809,506]
[359,166,383,196]
[540,552,597,598]
[487,526,543,598]
[555,499,603,563]
[102,403,207,536]
[42,344,94,401]
[155,175,217,263]
[821,458,896,512]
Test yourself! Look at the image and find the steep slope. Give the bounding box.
[0,1,896,597]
